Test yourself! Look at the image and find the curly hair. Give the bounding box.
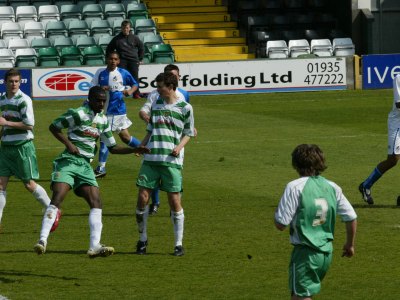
[291,144,327,176]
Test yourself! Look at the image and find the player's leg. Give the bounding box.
[34,182,69,254]
[0,176,9,225]
[149,188,160,216]
[128,60,141,98]
[95,141,109,178]
[162,166,184,256]
[24,180,51,208]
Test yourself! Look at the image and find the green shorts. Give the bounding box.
[289,245,332,297]
[0,141,39,182]
[51,152,98,190]
[136,162,182,193]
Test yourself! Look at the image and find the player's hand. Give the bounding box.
[342,244,355,258]
[101,86,110,91]
[66,143,80,155]
[171,148,181,157]
[134,145,150,154]
[0,117,7,126]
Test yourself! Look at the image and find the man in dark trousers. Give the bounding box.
[106,19,144,98]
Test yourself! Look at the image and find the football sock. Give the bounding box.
[151,189,160,205]
[136,206,149,242]
[89,208,103,250]
[0,191,6,224]
[171,209,184,247]
[98,141,109,165]
[128,136,141,148]
[32,184,51,207]
[363,167,383,189]
[39,205,58,242]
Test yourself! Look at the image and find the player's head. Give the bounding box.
[121,20,131,36]
[164,64,180,81]
[106,51,120,70]
[155,72,178,96]
[4,68,21,95]
[88,86,106,113]
[291,144,327,176]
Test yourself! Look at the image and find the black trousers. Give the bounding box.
[119,59,140,93]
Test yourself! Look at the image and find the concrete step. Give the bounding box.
[148,6,227,14]
[174,45,249,55]
[165,37,246,46]
[160,29,240,39]
[156,21,237,30]
[144,0,223,8]
[152,13,231,23]
[175,53,256,62]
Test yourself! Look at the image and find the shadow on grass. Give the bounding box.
[0,270,78,282]
[352,204,400,209]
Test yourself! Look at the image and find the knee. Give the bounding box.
[120,135,131,144]
[24,180,37,193]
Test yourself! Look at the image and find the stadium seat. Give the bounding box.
[60,45,82,66]
[46,21,68,41]
[135,19,157,35]
[60,4,82,26]
[75,35,96,51]
[15,48,37,67]
[31,37,52,52]
[1,23,24,44]
[0,40,6,49]
[332,38,355,56]
[82,4,104,25]
[8,38,30,53]
[288,39,310,57]
[0,48,15,67]
[0,6,15,23]
[82,45,104,65]
[266,40,288,58]
[112,19,124,35]
[53,36,74,53]
[104,4,126,25]
[16,6,38,27]
[127,3,148,21]
[23,22,45,43]
[143,34,163,50]
[68,20,90,40]
[137,31,155,43]
[310,39,333,57]
[90,20,112,40]
[151,44,174,63]
[38,5,60,26]
[97,34,113,53]
[38,46,60,66]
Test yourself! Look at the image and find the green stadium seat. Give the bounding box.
[143,34,163,50]
[53,37,74,54]
[60,45,82,66]
[82,4,104,25]
[104,3,125,25]
[97,35,113,53]
[135,19,157,35]
[68,20,90,40]
[38,46,60,66]
[151,44,174,64]
[82,45,104,65]
[127,3,148,21]
[75,36,96,51]
[15,48,37,67]
[60,4,82,26]
[46,21,68,41]
[90,20,112,40]
[31,37,52,52]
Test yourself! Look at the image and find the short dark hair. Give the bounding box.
[88,86,106,101]
[164,64,179,73]
[4,68,21,81]
[155,72,178,90]
[121,20,131,28]
[291,144,327,176]
[107,50,120,59]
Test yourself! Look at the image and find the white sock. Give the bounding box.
[171,209,184,247]
[39,205,58,243]
[0,191,6,224]
[32,184,51,208]
[136,206,149,242]
[89,208,103,250]
[99,162,106,168]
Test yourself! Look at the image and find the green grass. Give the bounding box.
[0,89,399,299]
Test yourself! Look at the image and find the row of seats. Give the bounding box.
[0,3,148,26]
[265,38,354,58]
[0,18,157,46]
[231,0,329,13]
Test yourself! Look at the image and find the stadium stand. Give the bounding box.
[82,45,105,65]
[38,5,60,25]
[23,21,46,43]
[332,37,355,56]
[60,45,82,66]
[15,48,37,67]
[0,48,15,68]
[8,38,29,53]
[310,38,333,57]
[37,46,60,67]
[266,40,288,58]
[288,39,310,57]
[31,37,51,52]
[53,36,74,53]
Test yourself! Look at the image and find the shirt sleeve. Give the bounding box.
[20,97,34,126]
[100,120,116,147]
[182,104,195,137]
[274,183,301,226]
[140,92,155,114]
[334,184,358,222]
[124,69,138,87]
[394,75,400,103]
[52,109,78,129]
[91,69,101,87]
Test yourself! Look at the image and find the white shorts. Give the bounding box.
[388,127,400,154]
[107,114,132,133]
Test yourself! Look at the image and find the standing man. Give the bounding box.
[106,19,144,99]
[135,72,195,256]
[0,68,58,230]
[91,51,141,178]
[359,74,400,205]
[275,144,357,300]
[138,64,191,215]
[33,86,149,258]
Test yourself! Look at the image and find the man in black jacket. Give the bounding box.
[106,20,144,98]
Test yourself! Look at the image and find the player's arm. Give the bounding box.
[123,71,139,96]
[108,144,150,155]
[0,117,33,131]
[274,220,286,231]
[171,135,191,157]
[49,124,79,155]
[342,219,357,258]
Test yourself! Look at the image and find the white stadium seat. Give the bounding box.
[266,40,288,59]
[310,39,333,57]
[288,39,310,58]
[333,37,355,56]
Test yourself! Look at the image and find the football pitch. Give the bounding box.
[1,89,400,299]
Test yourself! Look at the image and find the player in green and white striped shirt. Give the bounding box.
[34,86,149,258]
[0,68,53,231]
[275,144,357,299]
[135,72,195,256]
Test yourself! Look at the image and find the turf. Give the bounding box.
[0,89,399,299]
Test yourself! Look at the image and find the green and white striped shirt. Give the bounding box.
[144,97,195,168]
[52,105,116,159]
[0,89,34,145]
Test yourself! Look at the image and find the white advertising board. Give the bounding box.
[32,58,347,99]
